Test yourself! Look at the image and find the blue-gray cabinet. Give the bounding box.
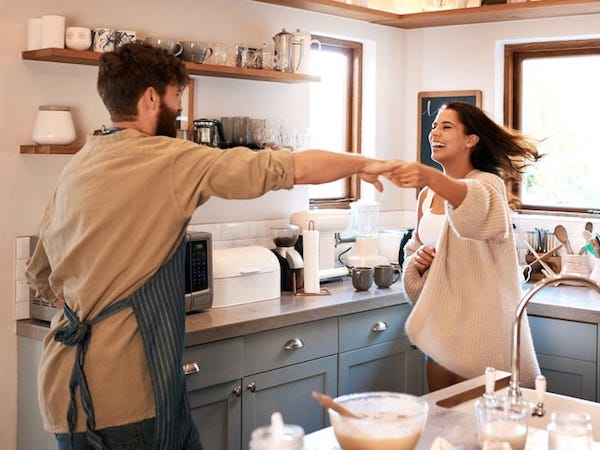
[528,315,597,401]
[338,304,425,396]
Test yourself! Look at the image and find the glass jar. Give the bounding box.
[32,105,76,145]
[249,423,304,450]
[547,412,593,450]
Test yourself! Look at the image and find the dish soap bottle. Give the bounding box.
[249,412,304,450]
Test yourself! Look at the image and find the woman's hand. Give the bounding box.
[385,161,436,189]
[413,245,436,275]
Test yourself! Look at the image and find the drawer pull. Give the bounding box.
[371,321,388,332]
[232,385,242,397]
[183,362,200,375]
[247,382,257,393]
[284,338,304,350]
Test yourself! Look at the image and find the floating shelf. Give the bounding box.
[253,0,600,29]
[21,48,320,83]
[20,144,82,155]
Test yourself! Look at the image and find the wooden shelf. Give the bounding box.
[21,48,320,83]
[20,144,82,154]
[253,0,600,29]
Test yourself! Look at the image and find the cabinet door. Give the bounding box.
[536,353,596,401]
[338,337,413,396]
[241,355,337,450]
[188,379,242,450]
[529,316,597,401]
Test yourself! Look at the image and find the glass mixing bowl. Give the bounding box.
[329,392,428,450]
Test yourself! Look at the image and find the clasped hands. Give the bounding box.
[359,159,435,192]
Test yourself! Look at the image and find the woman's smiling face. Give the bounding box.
[428,107,475,166]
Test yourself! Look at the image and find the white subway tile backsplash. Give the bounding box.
[221,222,250,240]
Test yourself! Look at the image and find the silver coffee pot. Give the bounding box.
[273,28,295,72]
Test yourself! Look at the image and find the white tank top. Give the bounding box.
[418,188,445,248]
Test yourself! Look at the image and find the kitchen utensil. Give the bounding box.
[582,230,599,257]
[554,225,574,255]
[585,222,594,234]
[273,28,295,72]
[523,240,557,277]
[181,40,211,62]
[311,391,362,419]
[193,119,224,147]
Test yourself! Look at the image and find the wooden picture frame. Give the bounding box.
[417,90,482,171]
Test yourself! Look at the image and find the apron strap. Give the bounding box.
[54,298,132,448]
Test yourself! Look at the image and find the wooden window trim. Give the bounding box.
[504,39,600,214]
[310,36,363,209]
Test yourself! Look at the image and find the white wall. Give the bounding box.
[1,0,600,447]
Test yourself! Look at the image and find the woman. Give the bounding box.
[386,102,541,391]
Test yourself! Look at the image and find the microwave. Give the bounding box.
[184,231,213,312]
[29,232,213,321]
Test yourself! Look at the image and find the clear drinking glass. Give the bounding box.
[547,412,593,450]
[475,396,530,450]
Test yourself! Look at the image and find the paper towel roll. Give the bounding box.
[303,228,320,293]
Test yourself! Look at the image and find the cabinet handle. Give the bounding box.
[183,362,200,375]
[247,382,257,393]
[371,321,388,332]
[284,337,304,350]
[232,385,242,397]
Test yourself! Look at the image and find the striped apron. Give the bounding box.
[55,239,202,449]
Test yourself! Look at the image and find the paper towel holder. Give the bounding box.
[295,220,331,297]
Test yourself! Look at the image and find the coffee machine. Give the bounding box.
[271,224,303,292]
[289,209,350,281]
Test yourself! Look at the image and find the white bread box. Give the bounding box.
[211,246,280,308]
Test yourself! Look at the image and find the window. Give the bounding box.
[308,36,362,209]
[505,39,600,214]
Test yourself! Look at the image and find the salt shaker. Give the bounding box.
[249,412,304,450]
[547,411,593,450]
[32,105,76,145]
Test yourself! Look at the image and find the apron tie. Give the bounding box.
[55,299,132,449]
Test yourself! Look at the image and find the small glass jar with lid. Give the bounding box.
[547,411,593,450]
[32,105,76,145]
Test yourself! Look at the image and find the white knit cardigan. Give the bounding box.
[402,170,540,387]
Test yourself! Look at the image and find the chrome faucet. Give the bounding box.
[508,274,600,408]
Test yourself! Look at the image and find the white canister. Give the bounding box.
[41,15,65,48]
[33,105,76,145]
[27,17,43,51]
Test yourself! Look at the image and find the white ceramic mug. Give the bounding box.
[41,15,65,48]
[93,28,115,53]
[65,27,92,51]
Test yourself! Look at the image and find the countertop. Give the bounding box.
[16,278,600,345]
[303,371,600,449]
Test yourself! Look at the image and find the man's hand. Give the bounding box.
[358,159,404,192]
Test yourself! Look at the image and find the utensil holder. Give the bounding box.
[526,254,561,281]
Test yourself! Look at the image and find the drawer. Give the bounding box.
[529,316,597,362]
[244,318,338,375]
[184,337,244,391]
[339,304,410,353]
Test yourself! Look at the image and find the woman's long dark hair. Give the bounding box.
[443,101,542,207]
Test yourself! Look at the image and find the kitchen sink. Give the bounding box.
[439,378,600,441]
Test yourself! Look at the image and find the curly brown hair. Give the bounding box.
[443,101,542,208]
[97,42,190,122]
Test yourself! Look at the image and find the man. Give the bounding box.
[25,42,399,449]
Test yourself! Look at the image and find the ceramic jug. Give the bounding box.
[292,29,321,74]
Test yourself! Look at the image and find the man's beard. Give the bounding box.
[155,101,179,138]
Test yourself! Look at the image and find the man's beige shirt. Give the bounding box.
[25,129,294,432]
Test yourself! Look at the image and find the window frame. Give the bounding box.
[309,35,363,210]
[504,38,600,215]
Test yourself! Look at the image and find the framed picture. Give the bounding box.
[417,90,482,171]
